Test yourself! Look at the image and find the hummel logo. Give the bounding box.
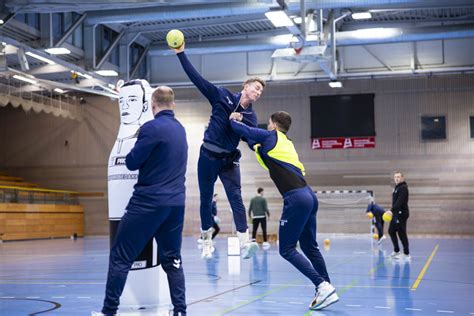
[173,258,181,269]
[280,219,288,226]
[226,96,233,105]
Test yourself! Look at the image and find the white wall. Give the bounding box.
[1,74,473,236]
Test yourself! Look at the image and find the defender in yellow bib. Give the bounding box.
[229,111,339,311]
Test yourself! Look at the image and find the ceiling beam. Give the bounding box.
[125,13,267,34]
[6,0,264,13]
[149,23,474,56]
[85,3,272,25]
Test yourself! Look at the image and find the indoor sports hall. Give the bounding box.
[0,1,473,316]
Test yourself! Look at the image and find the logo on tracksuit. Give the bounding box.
[226,96,234,105]
[173,258,181,269]
[280,219,288,227]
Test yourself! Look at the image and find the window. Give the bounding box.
[421,115,446,140]
[470,116,474,139]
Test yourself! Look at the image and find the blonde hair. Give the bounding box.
[243,77,266,88]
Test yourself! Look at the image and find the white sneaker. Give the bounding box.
[197,238,203,244]
[91,312,117,316]
[377,235,387,245]
[309,282,339,310]
[389,251,400,259]
[201,228,214,260]
[237,229,259,259]
[402,254,411,260]
[262,242,271,250]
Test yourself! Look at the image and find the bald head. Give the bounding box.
[151,86,175,115]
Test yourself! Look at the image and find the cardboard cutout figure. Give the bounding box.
[107,79,171,312]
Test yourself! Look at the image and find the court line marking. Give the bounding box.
[411,244,439,291]
[188,280,261,308]
[436,310,454,313]
[346,304,361,307]
[214,255,361,316]
[0,297,62,315]
[375,306,390,309]
[405,308,422,311]
[213,281,299,316]
[369,261,386,276]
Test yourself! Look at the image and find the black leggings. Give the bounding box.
[252,218,267,242]
[389,216,409,255]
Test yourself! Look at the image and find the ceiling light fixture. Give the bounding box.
[95,70,119,77]
[328,81,343,88]
[352,12,372,20]
[352,27,400,39]
[13,74,38,85]
[45,47,71,55]
[265,10,294,27]
[25,51,56,65]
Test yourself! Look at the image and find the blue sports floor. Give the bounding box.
[0,235,473,316]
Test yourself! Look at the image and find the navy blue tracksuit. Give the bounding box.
[102,110,188,315]
[367,203,385,239]
[230,120,331,288]
[177,52,257,233]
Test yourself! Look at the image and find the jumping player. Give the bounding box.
[172,42,264,259]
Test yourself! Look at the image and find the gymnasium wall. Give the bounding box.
[1,74,473,236]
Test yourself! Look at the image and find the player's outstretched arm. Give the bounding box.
[173,43,218,103]
[229,115,269,144]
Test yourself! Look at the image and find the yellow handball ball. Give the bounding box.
[366,212,374,219]
[382,210,393,222]
[373,233,379,240]
[323,238,330,246]
[166,29,184,49]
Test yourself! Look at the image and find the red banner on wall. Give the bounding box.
[311,137,375,150]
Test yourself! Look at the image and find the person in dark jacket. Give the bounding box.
[172,42,264,260]
[389,172,410,260]
[229,111,338,311]
[249,187,270,247]
[98,86,188,316]
[366,202,387,245]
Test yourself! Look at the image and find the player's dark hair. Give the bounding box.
[270,111,292,134]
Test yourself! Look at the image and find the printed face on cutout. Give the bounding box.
[119,84,146,125]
